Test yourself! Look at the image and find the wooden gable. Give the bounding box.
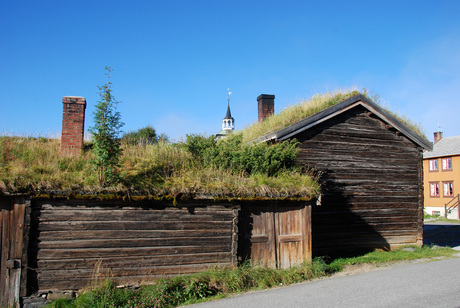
[268,96,429,256]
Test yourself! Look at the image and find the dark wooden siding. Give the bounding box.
[293,106,423,256]
[28,199,239,292]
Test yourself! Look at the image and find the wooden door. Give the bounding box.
[0,197,25,308]
[239,202,311,269]
[276,205,311,268]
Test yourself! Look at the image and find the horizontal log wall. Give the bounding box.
[294,106,423,256]
[28,199,239,292]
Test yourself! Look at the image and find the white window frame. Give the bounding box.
[429,159,438,172]
[442,157,452,171]
[430,182,440,197]
[443,181,454,197]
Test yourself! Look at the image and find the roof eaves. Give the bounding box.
[261,94,432,150]
[356,96,432,151]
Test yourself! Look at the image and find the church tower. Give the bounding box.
[216,89,235,139]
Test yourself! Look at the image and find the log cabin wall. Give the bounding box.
[293,105,424,257]
[27,198,239,293]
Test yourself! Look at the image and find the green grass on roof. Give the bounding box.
[0,136,319,198]
[240,88,426,143]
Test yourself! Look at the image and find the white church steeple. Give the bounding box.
[216,89,235,139]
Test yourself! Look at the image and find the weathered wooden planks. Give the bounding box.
[292,106,424,256]
[0,196,26,308]
[28,200,239,293]
[238,201,312,269]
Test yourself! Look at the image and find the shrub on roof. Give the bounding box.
[122,126,158,145]
[184,133,299,177]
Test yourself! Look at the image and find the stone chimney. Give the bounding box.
[257,94,275,122]
[434,131,443,144]
[61,96,86,156]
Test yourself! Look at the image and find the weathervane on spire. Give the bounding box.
[227,88,232,105]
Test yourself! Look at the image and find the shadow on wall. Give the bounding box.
[312,168,391,259]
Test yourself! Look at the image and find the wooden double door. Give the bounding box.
[0,196,26,308]
[239,202,311,269]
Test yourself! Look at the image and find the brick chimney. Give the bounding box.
[434,131,443,144]
[61,96,86,156]
[257,94,275,122]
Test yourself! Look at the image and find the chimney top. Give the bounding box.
[257,94,275,122]
[434,131,443,144]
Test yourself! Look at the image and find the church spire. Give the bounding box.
[216,89,235,139]
[222,88,235,131]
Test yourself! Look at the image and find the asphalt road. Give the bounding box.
[191,223,460,308]
[192,257,460,308]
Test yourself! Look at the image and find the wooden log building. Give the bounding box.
[1,93,431,305]
[256,94,432,256]
[0,195,312,306]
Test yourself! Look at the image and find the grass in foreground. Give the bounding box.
[46,246,454,308]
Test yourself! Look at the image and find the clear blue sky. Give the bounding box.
[1,0,459,142]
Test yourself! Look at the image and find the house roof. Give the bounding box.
[423,135,460,159]
[216,129,233,137]
[254,94,432,151]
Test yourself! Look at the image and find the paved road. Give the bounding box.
[424,221,460,250]
[191,223,460,308]
[192,257,460,308]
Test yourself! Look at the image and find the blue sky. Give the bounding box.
[1,1,459,142]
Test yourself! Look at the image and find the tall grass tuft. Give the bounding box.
[0,136,96,193]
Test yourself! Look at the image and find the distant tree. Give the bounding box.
[122,126,158,145]
[157,133,169,143]
[89,66,124,186]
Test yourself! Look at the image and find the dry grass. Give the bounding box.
[0,137,95,193]
[2,88,421,198]
[241,88,426,143]
[0,136,319,198]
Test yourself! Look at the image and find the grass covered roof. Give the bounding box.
[0,89,425,199]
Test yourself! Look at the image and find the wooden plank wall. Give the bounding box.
[294,106,423,256]
[0,196,28,308]
[28,199,239,293]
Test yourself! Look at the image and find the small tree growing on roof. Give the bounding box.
[89,66,124,186]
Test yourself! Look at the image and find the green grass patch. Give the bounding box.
[46,246,454,308]
[326,245,455,272]
[424,216,460,224]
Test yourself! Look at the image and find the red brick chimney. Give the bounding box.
[257,94,275,122]
[434,131,443,144]
[61,96,86,156]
